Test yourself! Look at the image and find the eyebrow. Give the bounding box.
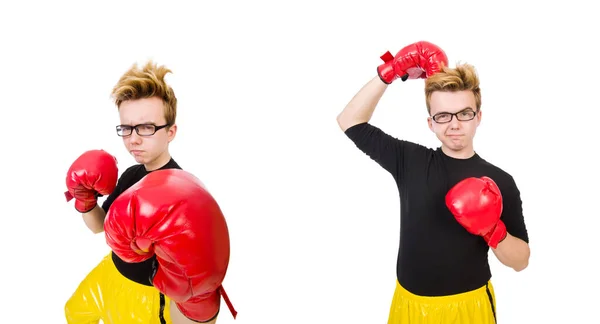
[436,107,475,114]
[119,122,156,126]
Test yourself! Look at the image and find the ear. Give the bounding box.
[427,117,434,132]
[476,110,482,126]
[167,124,177,142]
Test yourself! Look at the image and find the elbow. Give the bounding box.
[90,225,105,234]
[496,245,530,272]
[513,249,530,272]
[336,114,364,132]
[513,260,528,272]
[336,114,347,131]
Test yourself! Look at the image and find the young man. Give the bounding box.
[64,61,234,323]
[337,41,530,323]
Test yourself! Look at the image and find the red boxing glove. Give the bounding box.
[65,149,118,213]
[104,169,236,322]
[377,41,449,84]
[445,176,507,248]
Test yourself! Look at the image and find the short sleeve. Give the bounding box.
[101,167,134,213]
[500,176,530,243]
[344,122,427,181]
[101,182,122,213]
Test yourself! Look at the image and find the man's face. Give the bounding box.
[117,97,176,168]
[427,90,481,156]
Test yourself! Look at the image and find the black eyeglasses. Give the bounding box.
[116,123,170,137]
[431,109,478,124]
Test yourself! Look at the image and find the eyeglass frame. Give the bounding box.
[431,108,479,124]
[115,123,171,137]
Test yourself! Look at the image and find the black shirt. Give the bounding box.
[101,158,182,286]
[345,122,529,296]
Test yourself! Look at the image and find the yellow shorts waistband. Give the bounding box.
[394,280,494,304]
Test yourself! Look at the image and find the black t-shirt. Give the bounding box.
[101,158,182,286]
[345,122,529,296]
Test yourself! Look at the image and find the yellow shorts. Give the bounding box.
[65,252,172,324]
[387,280,497,324]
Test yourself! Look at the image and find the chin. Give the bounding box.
[132,155,146,164]
[444,141,465,151]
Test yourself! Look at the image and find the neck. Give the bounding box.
[441,145,475,159]
[144,150,172,171]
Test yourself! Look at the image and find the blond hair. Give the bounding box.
[111,60,177,125]
[424,63,481,114]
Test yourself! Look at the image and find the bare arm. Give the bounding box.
[336,76,389,131]
[491,233,530,272]
[170,301,217,324]
[82,205,106,234]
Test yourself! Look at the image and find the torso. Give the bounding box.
[397,148,501,296]
[344,123,528,296]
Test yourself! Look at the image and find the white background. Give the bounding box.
[1,1,598,323]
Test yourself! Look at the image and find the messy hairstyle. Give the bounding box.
[111,60,177,125]
[424,63,481,115]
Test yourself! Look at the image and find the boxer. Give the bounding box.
[337,41,530,323]
[64,61,236,323]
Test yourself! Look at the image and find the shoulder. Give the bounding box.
[120,163,144,178]
[115,164,146,188]
[476,157,519,193]
[163,158,183,170]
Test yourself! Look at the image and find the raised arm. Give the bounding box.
[337,42,449,179]
[337,41,449,132]
[336,76,389,132]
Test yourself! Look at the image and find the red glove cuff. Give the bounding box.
[176,285,237,322]
[484,221,507,249]
[377,51,408,84]
[377,63,395,84]
[175,291,219,323]
[74,199,97,214]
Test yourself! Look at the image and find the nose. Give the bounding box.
[449,115,461,129]
[127,131,142,145]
